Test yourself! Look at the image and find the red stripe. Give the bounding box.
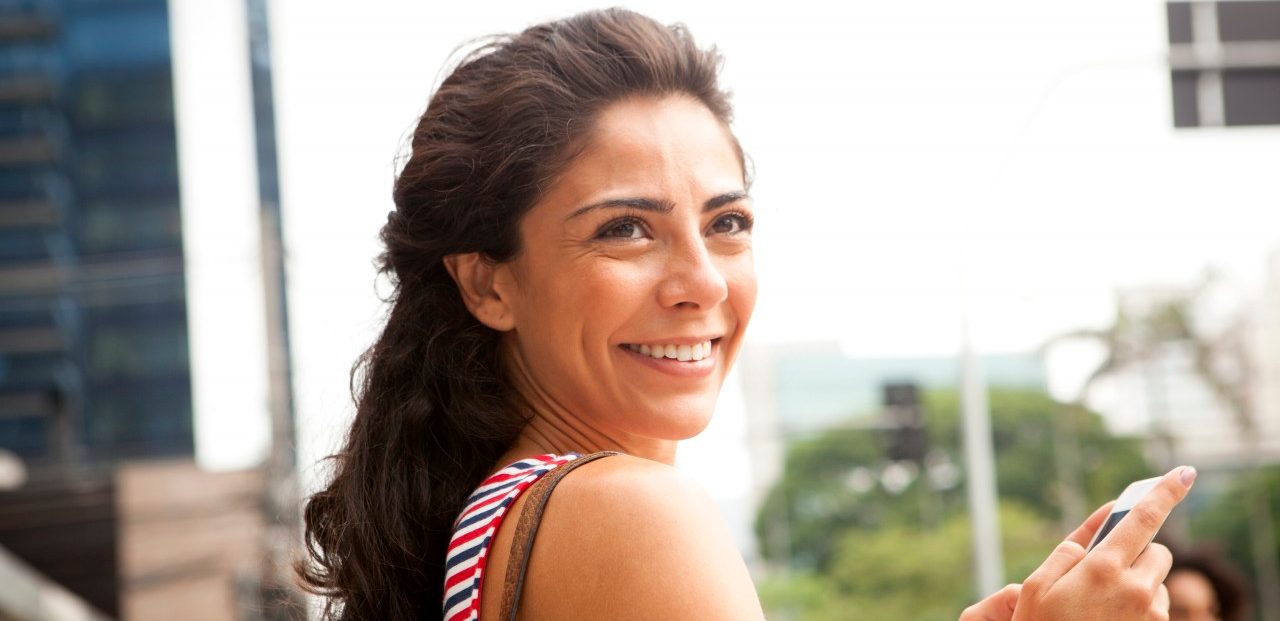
[475,468,527,487]
[442,454,577,617]
[458,480,522,520]
[447,516,493,554]
[444,563,476,592]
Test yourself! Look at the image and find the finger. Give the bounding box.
[959,584,1021,621]
[1022,540,1086,597]
[1154,583,1169,613]
[1094,466,1196,566]
[1065,500,1116,549]
[1132,542,1173,589]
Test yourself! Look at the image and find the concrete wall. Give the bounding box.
[116,460,265,621]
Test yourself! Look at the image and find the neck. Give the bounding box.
[495,351,678,472]
[504,411,677,465]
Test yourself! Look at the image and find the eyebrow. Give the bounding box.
[567,191,750,220]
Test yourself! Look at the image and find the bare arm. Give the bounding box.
[512,454,765,621]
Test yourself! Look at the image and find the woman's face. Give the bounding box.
[496,94,755,446]
[1168,570,1222,621]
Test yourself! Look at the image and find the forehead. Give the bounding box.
[1168,570,1218,602]
[540,95,743,207]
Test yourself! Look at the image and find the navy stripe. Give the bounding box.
[445,535,487,571]
[443,575,477,612]
[442,454,581,616]
[455,502,502,533]
[463,475,525,507]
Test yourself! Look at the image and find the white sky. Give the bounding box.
[244,1,1280,503]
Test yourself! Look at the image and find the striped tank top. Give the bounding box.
[442,453,579,621]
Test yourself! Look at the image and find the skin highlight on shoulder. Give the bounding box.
[479,454,765,621]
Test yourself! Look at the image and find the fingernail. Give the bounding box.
[1180,466,1197,487]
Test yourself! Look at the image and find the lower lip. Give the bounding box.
[618,342,718,379]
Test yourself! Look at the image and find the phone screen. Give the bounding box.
[1088,509,1129,550]
[1087,476,1162,551]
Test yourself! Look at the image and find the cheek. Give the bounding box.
[725,253,758,321]
[521,258,656,336]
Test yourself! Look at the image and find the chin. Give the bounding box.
[630,393,719,441]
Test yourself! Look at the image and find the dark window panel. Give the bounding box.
[0,168,48,199]
[71,129,178,197]
[84,305,188,379]
[69,67,174,129]
[0,304,56,330]
[83,374,192,459]
[0,40,60,76]
[0,415,50,458]
[77,199,181,254]
[76,270,185,310]
[1223,69,1280,125]
[1167,2,1194,44]
[1170,70,1201,127]
[62,7,170,69]
[0,349,64,390]
[1216,0,1280,42]
[0,228,54,261]
[65,0,169,10]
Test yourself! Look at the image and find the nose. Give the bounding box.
[656,234,729,311]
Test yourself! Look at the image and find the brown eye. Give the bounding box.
[597,217,647,240]
[709,213,752,236]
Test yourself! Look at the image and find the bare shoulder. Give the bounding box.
[517,453,765,621]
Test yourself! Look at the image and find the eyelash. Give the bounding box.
[712,211,754,236]
[593,210,755,240]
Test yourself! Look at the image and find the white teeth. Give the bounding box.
[625,339,716,362]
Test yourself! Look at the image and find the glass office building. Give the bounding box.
[0,0,193,465]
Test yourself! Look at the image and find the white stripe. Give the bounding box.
[457,475,534,525]
[442,455,578,616]
[469,472,527,498]
[443,585,474,621]
[453,482,528,540]
[443,527,494,583]
[444,546,488,618]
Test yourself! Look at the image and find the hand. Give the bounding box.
[960,584,1021,621]
[1011,466,1196,621]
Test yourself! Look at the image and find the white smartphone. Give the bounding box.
[1086,476,1163,551]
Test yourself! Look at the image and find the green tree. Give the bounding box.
[1191,466,1280,621]
[755,388,1152,571]
[760,503,1062,621]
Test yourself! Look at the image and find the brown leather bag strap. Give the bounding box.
[498,451,620,621]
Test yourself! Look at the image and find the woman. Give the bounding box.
[298,8,1195,620]
[1165,545,1251,621]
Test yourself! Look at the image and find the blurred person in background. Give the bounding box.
[295,8,1195,621]
[1166,545,1252,621]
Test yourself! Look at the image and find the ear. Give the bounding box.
[442,252,517,332]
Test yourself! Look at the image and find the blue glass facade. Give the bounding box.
[0,0,193,463]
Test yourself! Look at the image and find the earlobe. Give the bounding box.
[442,253,517,331]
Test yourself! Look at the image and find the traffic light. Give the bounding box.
[882,382,927,463]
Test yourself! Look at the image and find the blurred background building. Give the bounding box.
[0,0,297,619]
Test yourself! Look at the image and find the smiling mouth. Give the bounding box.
[622,339,718,362]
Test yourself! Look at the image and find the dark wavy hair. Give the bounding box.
[1168,544,1252,621]
[296,8,740,620]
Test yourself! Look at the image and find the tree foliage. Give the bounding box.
[755,388,1152,573]
[760,503,1061,621]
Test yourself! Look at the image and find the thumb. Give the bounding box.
[959,584,1021,621]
